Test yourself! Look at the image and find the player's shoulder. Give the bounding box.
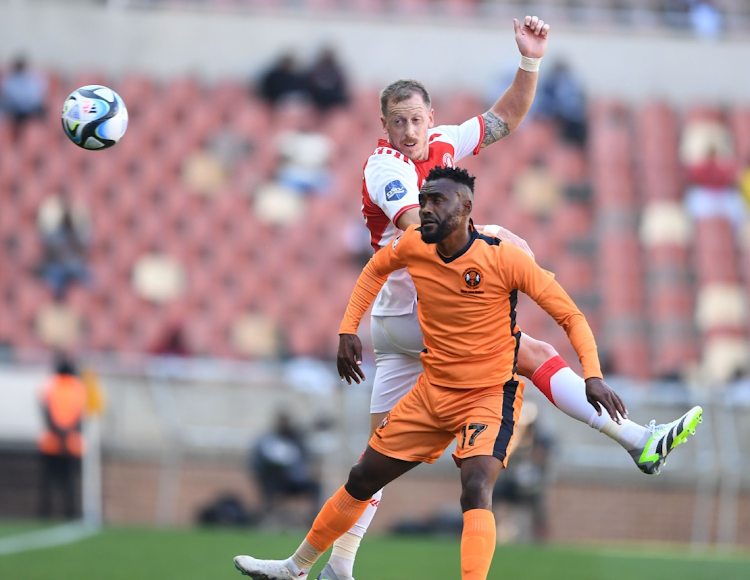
[391,223,421,248]
[367,140,415,168]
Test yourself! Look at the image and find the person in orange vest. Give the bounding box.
[38,355,87,519]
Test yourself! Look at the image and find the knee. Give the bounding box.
[460,472,495,512]
[345,463,379,501]
[519,337,559,375]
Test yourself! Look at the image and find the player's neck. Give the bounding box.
[436,222,473,260]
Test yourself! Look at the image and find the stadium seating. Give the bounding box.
[0,68,747,382]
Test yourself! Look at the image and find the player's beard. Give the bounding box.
[421,214,461,244]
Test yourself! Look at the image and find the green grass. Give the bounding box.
[0,524,748,580]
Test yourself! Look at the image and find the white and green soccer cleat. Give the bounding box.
[629,406,703,475]
[234,556,306,580]
[315,563,353,580]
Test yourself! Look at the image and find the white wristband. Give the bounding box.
[519,55,541,72]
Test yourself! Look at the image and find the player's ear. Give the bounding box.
[380,115,387,133]
[462,198,473,216]
[428,109,435,128]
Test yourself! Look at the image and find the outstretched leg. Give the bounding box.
[517,335,648,446]
[234,447,418,580]
[517,334,702,474]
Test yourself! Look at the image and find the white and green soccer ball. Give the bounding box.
[61,85,128,150]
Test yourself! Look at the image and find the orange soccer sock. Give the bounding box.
[305,486,371,553]
[460,509,497,580]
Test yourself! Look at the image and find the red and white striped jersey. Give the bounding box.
[362,116,485,316]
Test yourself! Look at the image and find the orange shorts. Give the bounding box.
[368,373,525,467]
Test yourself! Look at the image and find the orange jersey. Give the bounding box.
[340,224,602,388]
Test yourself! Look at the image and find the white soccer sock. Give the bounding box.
[532,357,646,450]
[328,488,383,578]
[588,411,648,451]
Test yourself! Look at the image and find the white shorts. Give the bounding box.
[370,311,425,414]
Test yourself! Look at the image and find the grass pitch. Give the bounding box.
[0,523,748,580]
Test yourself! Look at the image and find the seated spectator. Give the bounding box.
[248,411,321,525]
[36,192,91,301]
[683,145,745,230]
[534,60,587,147]
[307,47,349,113]
[0,55,47,139]
[256,52,311,107]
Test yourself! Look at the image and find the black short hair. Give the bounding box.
[425,165,475,194]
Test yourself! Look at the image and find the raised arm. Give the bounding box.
[481,15,550,148]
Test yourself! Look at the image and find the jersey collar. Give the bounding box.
[436,220,478,264]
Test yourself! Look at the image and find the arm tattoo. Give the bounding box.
[480,111,510,148]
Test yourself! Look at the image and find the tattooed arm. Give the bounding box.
[480,111,511,148]
[480,16,550,147]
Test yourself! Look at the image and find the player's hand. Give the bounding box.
[514,15,549,59]
[480,224,535,260]
[585,377,628,424]
[337,334,365,385]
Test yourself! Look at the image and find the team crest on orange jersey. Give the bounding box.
[462,267,484,293]
[443,153,454,168]
[378,414,390,430]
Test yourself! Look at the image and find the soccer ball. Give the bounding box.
[61,85,128,150]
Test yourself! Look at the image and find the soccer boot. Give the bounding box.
[234,556,307,580]
[629,406,703,475]
[315,563,354,580]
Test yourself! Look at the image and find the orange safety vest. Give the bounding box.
[38,375,87,457]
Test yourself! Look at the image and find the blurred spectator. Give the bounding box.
[37,354,87,519]
[150,323,191,357]
[36,192,92,301]
[679,113,733,166]
[256,52,310,107]
[248,411,322,525]
[689,0,723,39]
[307,47,350,113]
[739,155,750,210]
[0,55,47,139]
[274,99,334,195]
[683,145,745,230]
[662,0,692,29]
[493,402,552,544]
[534,60,587,147]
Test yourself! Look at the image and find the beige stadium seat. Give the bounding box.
[35,302,81,349]
[639,201,692,248]
[231,311,282,359]
[700,336,750,384]
[131,253,186,303]
[695,283,748,332]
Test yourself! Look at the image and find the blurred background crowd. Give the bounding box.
[0,0,749,551]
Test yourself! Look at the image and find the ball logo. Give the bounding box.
[443,153,454,168]
[81,99,96,115]
[462,267,483,290]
